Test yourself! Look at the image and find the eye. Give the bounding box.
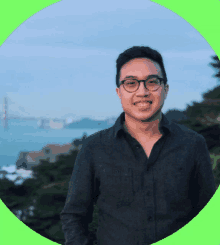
[125,80,137,85]
[147,78,160,84]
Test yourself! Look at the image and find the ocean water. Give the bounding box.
[0,119,104,169]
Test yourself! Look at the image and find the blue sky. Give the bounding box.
[0,0,218,121]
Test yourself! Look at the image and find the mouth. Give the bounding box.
[133,101,152,110]
[134,101,152,105]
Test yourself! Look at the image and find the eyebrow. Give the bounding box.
[123,74,160,79]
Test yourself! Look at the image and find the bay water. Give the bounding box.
[0,119,103,170]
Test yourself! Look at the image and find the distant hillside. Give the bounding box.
[164,109,188,123]
[65,117,117,129]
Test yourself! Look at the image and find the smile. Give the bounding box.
[134,101,152,105]
[134,101,152,109]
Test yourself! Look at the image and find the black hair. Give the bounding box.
[116,46,168,87]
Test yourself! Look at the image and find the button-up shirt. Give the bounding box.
[60,111,216,245]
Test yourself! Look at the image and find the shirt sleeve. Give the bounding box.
[192,135,217,215]
[60,140,96,245]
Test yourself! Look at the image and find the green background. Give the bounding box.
[0,0,219,244]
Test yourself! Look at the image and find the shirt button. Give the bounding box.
[136,145,140,149]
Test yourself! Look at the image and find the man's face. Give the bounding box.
[116,58,169,122]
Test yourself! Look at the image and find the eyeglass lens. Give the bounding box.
[123,78,161,92]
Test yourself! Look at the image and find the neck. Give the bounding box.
[124,111,162,138]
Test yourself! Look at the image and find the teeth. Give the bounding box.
[134,101,151,105]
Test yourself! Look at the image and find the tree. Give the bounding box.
[175,55,220,188]
[210,55,220,81]
[179,54,220,129]
[164,109,188,123]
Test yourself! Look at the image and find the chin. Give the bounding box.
[125,107,161,122]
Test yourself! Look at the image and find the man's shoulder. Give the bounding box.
[82,126,114,148]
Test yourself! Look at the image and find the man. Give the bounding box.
[60,46,216,245]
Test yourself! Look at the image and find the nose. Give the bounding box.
[136,81,150,94]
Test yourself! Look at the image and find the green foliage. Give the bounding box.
[202,85,220,100]
[209,55,220,81]
[0,147,99,245]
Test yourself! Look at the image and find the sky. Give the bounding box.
[0,0,218,121]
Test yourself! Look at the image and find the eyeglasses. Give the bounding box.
[119,75,165,93]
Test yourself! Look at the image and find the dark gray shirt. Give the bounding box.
[60,112,216,245]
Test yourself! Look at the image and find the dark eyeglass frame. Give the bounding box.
[119,75,166,93]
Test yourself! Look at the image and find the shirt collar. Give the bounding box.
[113,111,172,138]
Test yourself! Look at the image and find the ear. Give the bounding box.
[116,87,121,100]
[164,84,169,96]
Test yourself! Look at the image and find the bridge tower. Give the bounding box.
[2,97,8,130]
